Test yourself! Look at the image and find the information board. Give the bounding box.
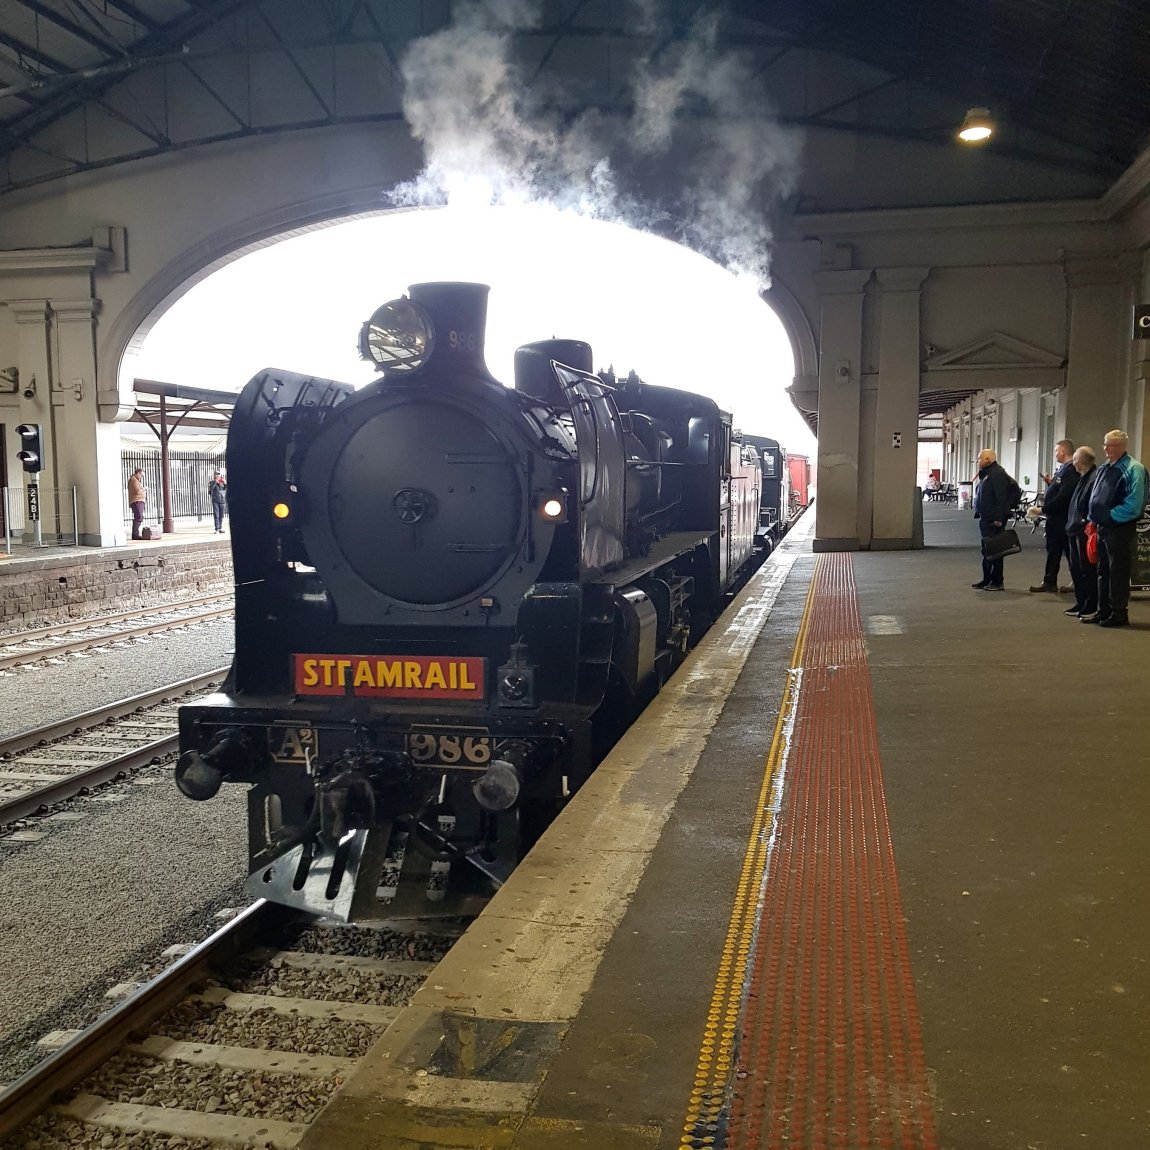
[1132,505,1150,589]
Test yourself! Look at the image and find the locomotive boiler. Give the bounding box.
[176,282,761,919]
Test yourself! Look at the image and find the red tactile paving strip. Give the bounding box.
[697,553,939,1150]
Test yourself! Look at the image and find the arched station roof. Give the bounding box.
[0,0,1145,197]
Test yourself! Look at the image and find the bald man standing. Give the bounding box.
[972,449,1016,591]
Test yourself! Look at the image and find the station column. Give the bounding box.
[813,267,871,551]
[871,267,930,549]
[54,299,127,546]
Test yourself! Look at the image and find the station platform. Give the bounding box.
[0,521,226,566]
[0,523,230,630]
[304,505,1148,1150]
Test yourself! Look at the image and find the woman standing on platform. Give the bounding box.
[1064,446,1099,618]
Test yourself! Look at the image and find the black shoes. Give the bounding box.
[1098,614,1129,628]
[1063,606,1083,616]
[1080,612,1109,624]
[972,580,989,588]
[984,583,1004,591]
[1028,583,1057,593]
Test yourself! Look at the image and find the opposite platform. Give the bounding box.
[304,505,1148,1150]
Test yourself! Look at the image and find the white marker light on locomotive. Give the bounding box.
[542,498,564,518]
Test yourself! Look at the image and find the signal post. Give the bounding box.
[15,422,43,547]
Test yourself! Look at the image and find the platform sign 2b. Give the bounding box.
[26,482,39,522]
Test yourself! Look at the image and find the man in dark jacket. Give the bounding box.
[972,449,1015,590]
[1029,438,1079,593]
[1063,446,1099,617]
[1083,428,1148,627]
[209,471,228,533]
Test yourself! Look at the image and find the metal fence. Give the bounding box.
[121,450,226,530]
[2,485,79,552]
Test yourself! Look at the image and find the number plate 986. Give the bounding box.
[406,728,492,769]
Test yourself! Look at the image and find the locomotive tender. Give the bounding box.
[743,434,790,554]
[176,282,767,919]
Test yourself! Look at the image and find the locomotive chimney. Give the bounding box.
[408,282,494,379]
[514,339,593,408]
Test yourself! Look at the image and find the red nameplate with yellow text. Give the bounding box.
[293,654,485,700]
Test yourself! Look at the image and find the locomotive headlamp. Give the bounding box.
[273,502,291,520]
[359,298,435,375]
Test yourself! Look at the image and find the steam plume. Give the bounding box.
[392,0,799,287]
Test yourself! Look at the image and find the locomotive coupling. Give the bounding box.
[472,741,529,812]
[175,727,251,800]
[318,768,377,846]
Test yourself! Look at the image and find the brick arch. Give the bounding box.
[763,276,818,421]
[103,190,422,417]
[104,192,814,423]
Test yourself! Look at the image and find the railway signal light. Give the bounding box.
[15,423,42,473]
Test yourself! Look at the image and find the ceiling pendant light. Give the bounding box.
[958,107,994,143]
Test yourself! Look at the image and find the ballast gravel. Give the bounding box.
[0,618,246,1084]
[3,1112,220,1149]
[230,964,424,1006]
[156,1001,383,1059]
[292,924,458,963]
[78,1052,338,1123]
[0,617,234,741]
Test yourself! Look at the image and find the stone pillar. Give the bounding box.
[1062,256,1139,456]
[53,299,126,546]
[10,302,53,541]
[872,267,930,548]
[813,269,871,551]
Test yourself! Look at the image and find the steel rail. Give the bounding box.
[0,668,228,758]
[0,668,229,825]
[0,901,292,1141]
[0,605,234,672]
[0,593,232,645]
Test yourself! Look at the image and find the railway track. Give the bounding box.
[0,595,234,673]
[0,669,228,826]
[0,901,466,1150]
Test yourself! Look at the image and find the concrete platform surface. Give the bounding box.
[301,505,1149,1149]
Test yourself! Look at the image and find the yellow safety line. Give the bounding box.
[680,557,822,1148]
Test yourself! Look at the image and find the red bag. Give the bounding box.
[1085,523,1099,565]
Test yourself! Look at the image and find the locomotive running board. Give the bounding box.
[246,828,391,922]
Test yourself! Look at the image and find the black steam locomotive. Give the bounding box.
[176,282,766,919]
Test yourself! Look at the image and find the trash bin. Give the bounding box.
[958,481,973,510]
